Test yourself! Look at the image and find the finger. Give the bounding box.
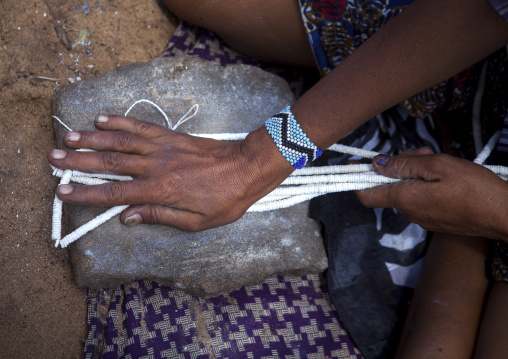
[94,115,169,138]
[121,204,209,232]
[399,147,435,156]
[371,147,434,170]
[63,130,156,155]
[355,179,425,209]
[372,152,443,181]
[56,180,157,206]
[49,149,145,176]
[355,183,399,209]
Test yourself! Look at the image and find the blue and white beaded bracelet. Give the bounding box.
[265,106,323,169]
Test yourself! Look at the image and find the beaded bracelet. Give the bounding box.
[265,106,323,169]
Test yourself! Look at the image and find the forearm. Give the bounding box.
[291,0,508,149]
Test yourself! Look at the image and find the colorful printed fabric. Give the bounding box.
[489,0,508,21]
[298,0,495,119]
[84,276,362,359]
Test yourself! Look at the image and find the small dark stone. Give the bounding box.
[52,56,327,297]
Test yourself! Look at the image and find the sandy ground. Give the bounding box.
[0,1,176,357]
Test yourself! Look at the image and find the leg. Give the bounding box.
[162,0,315,67]
[475,279,508,357]
[395,233,490,358]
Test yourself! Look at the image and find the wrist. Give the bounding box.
[239,126,295,201]
[265,106,324,169]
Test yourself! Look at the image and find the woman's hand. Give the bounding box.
[355,148,508,240]
[48,115,293,231]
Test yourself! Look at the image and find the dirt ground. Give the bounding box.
[0,1,176,357]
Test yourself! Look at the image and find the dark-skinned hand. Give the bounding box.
[48,115,293,232]
[355,148,508,240]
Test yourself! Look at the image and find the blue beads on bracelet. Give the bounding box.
[265,106,323,169]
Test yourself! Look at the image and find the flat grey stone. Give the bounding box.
[52,55,327,298]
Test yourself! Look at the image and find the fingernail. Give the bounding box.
[66,132,81,141]
[125,214,142,226]
[57,184,73,195]
[375,154,391,166]
[96,116,108,123]
[51,149,67,160]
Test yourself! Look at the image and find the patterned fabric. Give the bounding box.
[85,276,362,359]
[266,107,323,169]
[84,21,361,359]
[489,0,508,21]
[298,0,488,119]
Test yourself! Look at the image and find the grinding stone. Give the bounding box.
[52,55,328,297]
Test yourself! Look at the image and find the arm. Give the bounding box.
[355,149,508,241]
[291,0,508,149]
[48,0,508,231]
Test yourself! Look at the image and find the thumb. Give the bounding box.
[372,149,439,182]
